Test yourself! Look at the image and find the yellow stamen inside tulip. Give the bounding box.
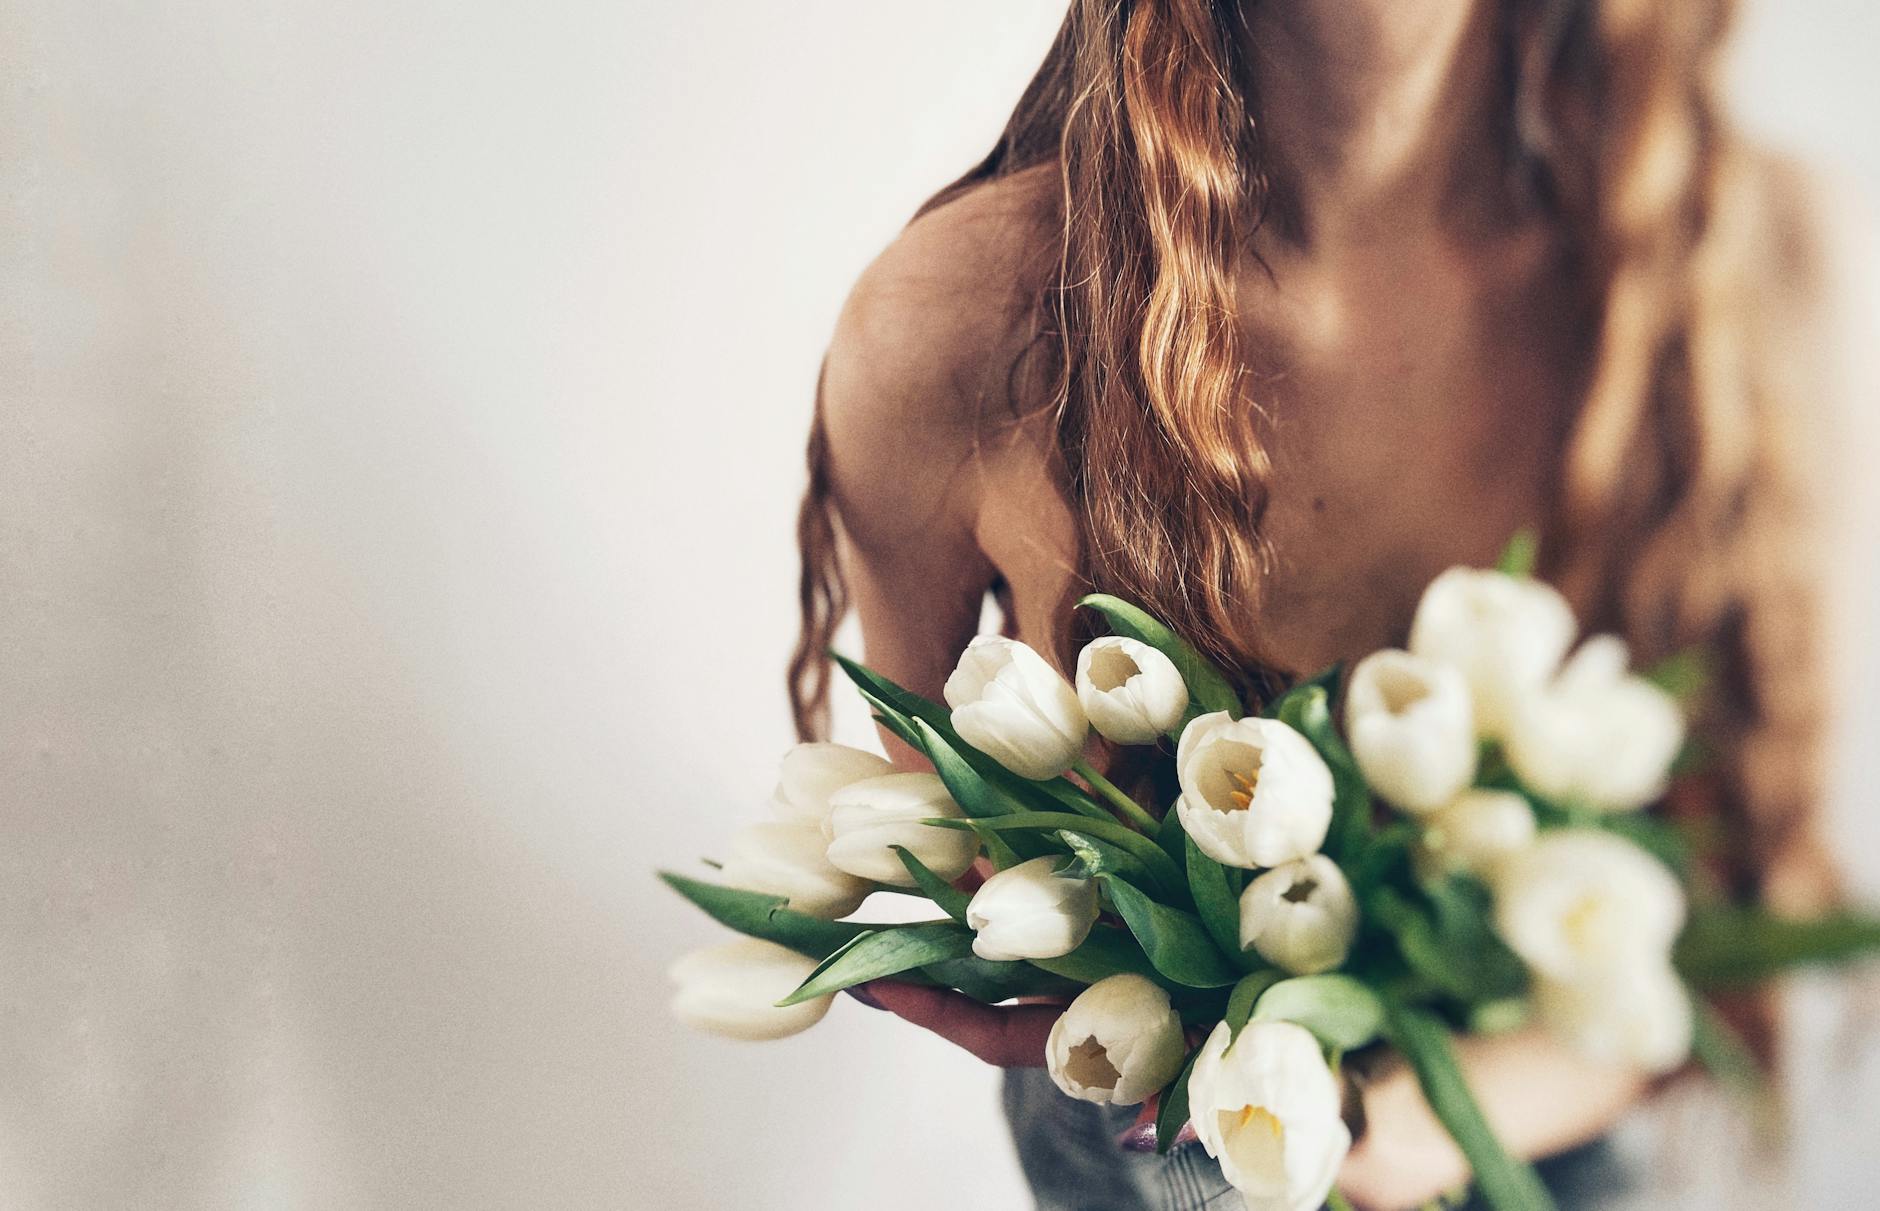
[1562,893,1608,956]
[1234,1104,1284,1140]
[1224,767,1261,811]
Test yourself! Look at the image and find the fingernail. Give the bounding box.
[1119,1121,1197,1152]
[846,985,885,1011]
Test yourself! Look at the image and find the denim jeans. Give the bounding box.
[1002,1067,1637,1211]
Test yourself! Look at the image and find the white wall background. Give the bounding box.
[0,2,1874,1208]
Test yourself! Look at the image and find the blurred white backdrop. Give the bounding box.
[1,2,1875,1208]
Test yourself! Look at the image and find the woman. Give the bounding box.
[788,1,1870,1207]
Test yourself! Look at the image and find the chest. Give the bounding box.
[977,233,1590,675]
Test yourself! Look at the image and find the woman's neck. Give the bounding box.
[1240,0,1516,247]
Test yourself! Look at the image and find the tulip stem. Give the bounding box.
[1326,1192,1358,1211]
[1070,759,1161,835]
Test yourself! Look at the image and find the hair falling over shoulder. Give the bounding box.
[790,0,1833,927]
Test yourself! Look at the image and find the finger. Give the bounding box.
[864,981,1060,1068]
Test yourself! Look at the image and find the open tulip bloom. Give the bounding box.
[661,537,1880,1211]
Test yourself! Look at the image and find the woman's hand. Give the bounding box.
[857,981,1061,1068]
[1335,1027,1647,1211]
[1335,1056,1470,1211]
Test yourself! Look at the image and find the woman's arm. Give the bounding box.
[814,184,1076,1057]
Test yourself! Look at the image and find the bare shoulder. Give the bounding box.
[818,165,1058,549]
[826,164,1057,426]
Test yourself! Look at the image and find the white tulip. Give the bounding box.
[1414,789,1537,880]
[1188,1019,1351,1211]
[1491,830,1685,983]
[668,937,834,1041]
[1504,636,1686,813]
[823,772,978,886]
[965,855,1101,961]
[1532,959,1693,1075]
[1408,567,1577,738]
[944,635,1089,780]
[719,821,870,919]
[1175,713,1334,870]
[1044,973,1186,1105]
[771,742,895,833]
[1239,855,1360,976]
[1075,636,1190,745]
[1344,649,1478,813]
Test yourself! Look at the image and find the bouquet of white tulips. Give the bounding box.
[663,538,1880,1211]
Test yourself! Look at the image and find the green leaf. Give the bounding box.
[1223,970,1283,1039]
[658,872,867,959]
[1102,875,1241,988]
[835,653,1110,823]
[979,827,1027,869]
[921,955,1080,1005]
[1077,593,1242,727]
[1424,877,1528,1001]
[1156,796,1190,868]
[909,718,1025,819]
[1369,880,1526,1004]
[891,846,970,923]
[1154,1048,1200,1154]
[1262,663,1343,722]
[1675,906,1880,989]
[932,812,1185,899]
[1185,834,1251,971]
[1467,998,1531,1036]
[1276,686,1373,862]
[1495,529,1539,578]
[1059,828,1163,892]
[779,921,975,1005]
[1641,647,1712,703]
[1030,923,1165,986]
[1689,995,1765,1100]
[1385,1000,1556,1211]
[1253,974,1384,1051]
[832,652,952,731]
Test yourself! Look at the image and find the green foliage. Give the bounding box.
[778,922,975,1005]
[1261,663,1342,721]
[1675,906,1880,990]
[1688,994,1766,1101]
[1029,923,1166,987]
[1185,834,1252,971]
[1495,529,1539,578]
[1102,875,1241,989]
[920,956,1080,1005]
[1223,970,1283,1040]
[1274,685,1373,862]
[891,846,970,923]
[1369,879,1527,1005]
[931,812,1185,900]
[909,717,1026,819]
[1155,1047,1200,1154]
[1641,647,1713,703]
[1252,975,1384,1052]
[834,653,1110,823]
[1060,828,1164,894]
[658,872,867,960]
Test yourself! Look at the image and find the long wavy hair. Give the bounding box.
[789,0,1832,917]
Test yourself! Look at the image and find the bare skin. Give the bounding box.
[814,2,1866,1207]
